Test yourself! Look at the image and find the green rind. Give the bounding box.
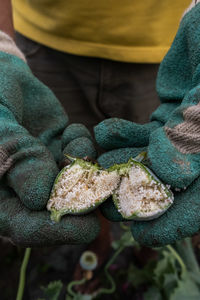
[67,156,101,171]
[48,155,174,223]
[113,191,172,221]
[114,157,173,200]
[48,157,102,219]
[50,194,113,222]
[129,159,173,200]
[112,158,174,221]
[48,158,118,221]
[50,208,63,223]
[132,151,147,163]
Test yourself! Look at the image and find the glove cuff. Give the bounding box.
[0,31,26,62]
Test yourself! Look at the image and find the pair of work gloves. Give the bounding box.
[0,31,99,247]
[95,2,200,247]
[2,2,200,248]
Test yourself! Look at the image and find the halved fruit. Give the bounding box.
[112,158,174,220]
[47,157,120,222]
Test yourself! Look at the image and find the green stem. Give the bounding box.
[50,209,62,223]
[167,245,187,274]
[67,230,132,298]
[16,248,31,300]
[95,245,125,297]
[67,278,87,297]
[175,238,200,274]
[66,245,124,298]
[134,151,147,163]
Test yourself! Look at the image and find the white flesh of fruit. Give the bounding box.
[47,164,120,214]
[115,164,173,219]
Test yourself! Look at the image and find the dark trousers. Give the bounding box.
[15,32,160,134]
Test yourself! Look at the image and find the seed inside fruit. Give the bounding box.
[47,156,174,222]
[47,158,120,222]
[113,160,174,220]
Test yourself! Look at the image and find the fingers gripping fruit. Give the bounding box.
[47,155,174,222]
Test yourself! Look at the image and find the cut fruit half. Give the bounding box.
[47,157,120,222]
[112,158,174,221]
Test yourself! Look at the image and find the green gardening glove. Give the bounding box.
[95,2,200,246]
[61,123,97,160]
[0,179,99,247]
[0,32,99,246]
[97,147,200,248]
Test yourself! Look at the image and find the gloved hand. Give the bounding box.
[95,2,200,247]
[97,147,200,248]
[0,31,99,246]
[0,180,99,247]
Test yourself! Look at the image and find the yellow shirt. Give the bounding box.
[12,0,191,63]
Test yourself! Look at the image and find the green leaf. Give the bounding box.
[163,273,179,299]
[189,271,200,285]
[151,248,182,299]
[154,250,178,287]
[170,273,200,300]
[143,287,163,300]
[174,238,200,275]
[127,261,156,288]
[40,280,63,300]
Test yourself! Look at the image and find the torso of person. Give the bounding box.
[12,0,191,63]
